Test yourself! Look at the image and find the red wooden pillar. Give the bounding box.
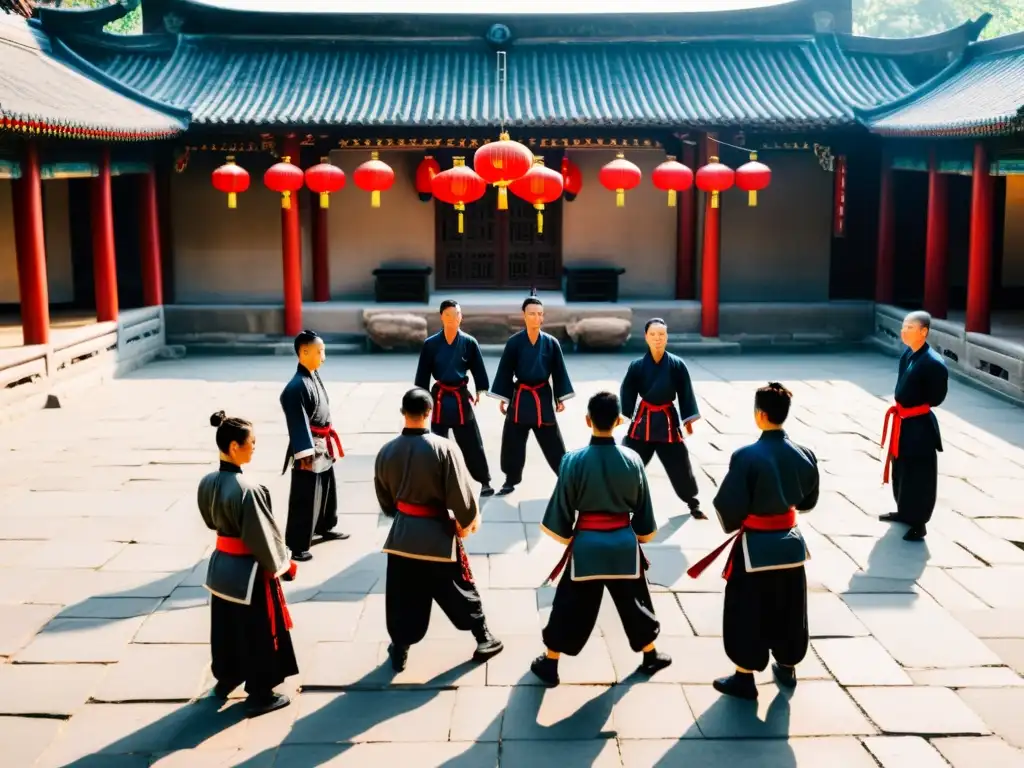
[311,188,330,302]
[11,142,50,345]
[700,134,721,338]
[281,137,303,336]
[875,153,895,304]
[91,147,118,322]
[675,142,697,299]
[966,141,993,334]
[139,169,163,306]
[922,149,949,319]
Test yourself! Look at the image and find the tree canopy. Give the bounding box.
[854,0,1024,40]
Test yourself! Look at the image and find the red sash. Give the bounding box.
[880,403,932,484]
[395,501,474,582]
[546,512,637,585]
[310,424,344,459]
[629,400,692,442]
[513,382,547,427]
[216,535,294,650]
[686,508,798,581]
[433,381,467,426]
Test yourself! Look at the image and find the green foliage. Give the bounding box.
[854,0,1024,40]
[55,0,143,35]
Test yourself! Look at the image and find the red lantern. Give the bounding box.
[473,132,534,211]
[695,155,735,209]
[735,151,772,207]
[651,155,694,208]
[510,157,563,234]
[304,156,345,209]
[264,155,304,210]
[353,151,395,208]
[211,155,249,209]
[598,152,641,207]
[431,156,486,235]
[415,155,441,202]
[561,156,583,202]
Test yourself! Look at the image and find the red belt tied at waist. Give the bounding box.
[629,401,692,442]
[396,501,474,582]
[687,507,798,581]
[310,424,344,459]
[514,382,547,427]
[433,381,468,426]
[546,512,638,585]
[879,403,931,485]
[215,535,294,650]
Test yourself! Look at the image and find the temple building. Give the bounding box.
[0,0,1022,399]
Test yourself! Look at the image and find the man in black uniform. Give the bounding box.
[879,310,949,541]
[414,299,494,496]
[280,330,349,561]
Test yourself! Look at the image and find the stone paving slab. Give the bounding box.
[4,352,1024,764]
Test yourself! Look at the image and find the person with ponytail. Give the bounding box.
[687,383,819,701]
[198,411,299,717]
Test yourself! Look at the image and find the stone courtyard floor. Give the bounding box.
[2,350,1024,767]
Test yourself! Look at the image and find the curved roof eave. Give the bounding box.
[835,14,990,57]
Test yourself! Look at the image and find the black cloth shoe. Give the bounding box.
[292,551,313,562]
[904,525,927,541]
[388,643,409,672]
[713,672,758,700]
[639,650,672,675]
[472,627,504,662]
[480,484,495,498]
[245,692,290,718]
[212,680,238,699]
[497,483,516,496]
[689,507,707,520]
[772,662,797,688]
[530,655,560,687]
[878,512,905,523]
[317,531,350,542]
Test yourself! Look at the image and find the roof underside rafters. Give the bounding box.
[82,35,918,131]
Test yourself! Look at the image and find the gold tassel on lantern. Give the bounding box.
[667,189,677,207]
[497,184,509,210]
[281,191,291,210]
[320,192,330,209]
[371,190,380,208]
[616,189,625,207]
[456,203,465,234]
[748,152,758,207]
[228,192,237,209]
[711,191,719,209]
[535,204,544,234]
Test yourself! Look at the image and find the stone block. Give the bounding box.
[620,737,881,767]
[364,314,428,350]
[285,690,457,744]
[862,736,951,768]
[566,316,632,349]
[851,686,991,735]
[0,663,107,716]
[932,737,1024,767]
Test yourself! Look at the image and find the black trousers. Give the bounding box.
[285,465,338,554]
[622,437,700,511]
[385,553,486,647]
[722,551,808,672]
[891,451,937,526]
[210,584,299,696]
[542,569,661,656]
[500,420,566,486]
[431,419,491,485]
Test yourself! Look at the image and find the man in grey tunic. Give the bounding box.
[375,388,504,671]
[530,391,672,686]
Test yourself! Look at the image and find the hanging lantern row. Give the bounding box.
[304,156,346,208]
[509,157,563,234]
[651,155,693,208]
[210,155,250,209]
[431,156,486,235]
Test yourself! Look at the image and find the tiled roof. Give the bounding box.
[83,35,916,129]
[0,16,188,141]
[865,34,1024,137]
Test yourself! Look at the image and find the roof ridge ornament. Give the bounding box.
[487,23,511,45]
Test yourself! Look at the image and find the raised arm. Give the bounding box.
[619,361,640,420]
[540,454,576,545]
[550,338,575,403]
[468,338,490,395]
[413,340,433,391]
[280,382,314,461]
[239,484,290,577]
[488,337,517,403]
[712,450,751,534]
[444,446,479,530]
[631,462,657,543]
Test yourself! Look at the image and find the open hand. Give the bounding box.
[498,401,507,415]
[556,401,566,413]
[459,516,481,538]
